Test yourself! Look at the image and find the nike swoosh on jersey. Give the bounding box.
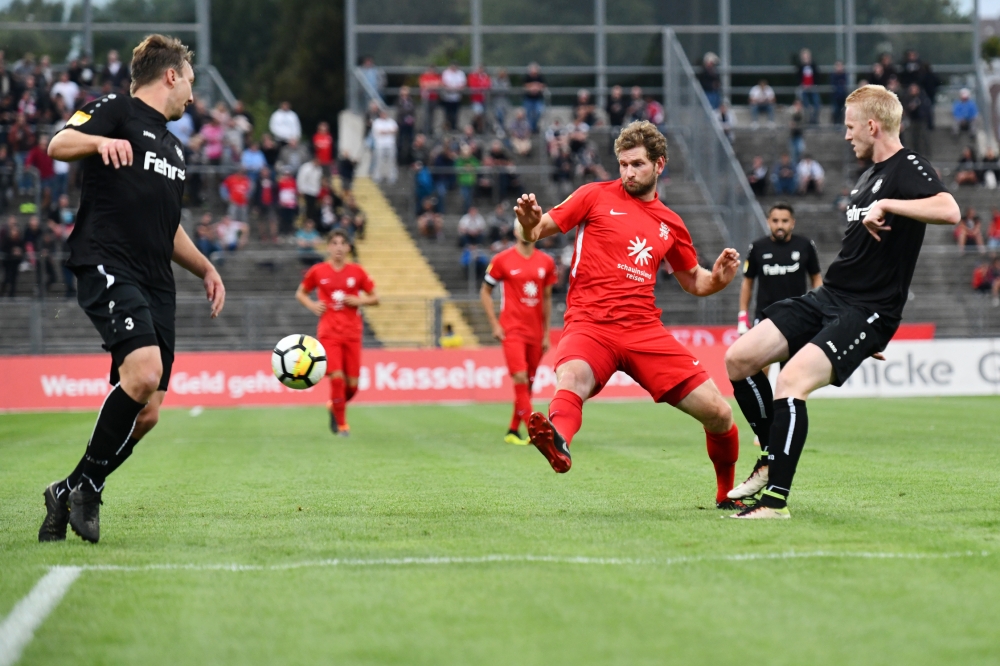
[693,360,700,365]
[610,209,627,215]
[510,269,521,274]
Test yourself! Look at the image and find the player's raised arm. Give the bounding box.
[513,193,560,242]
[861,192,960,241]
[49,128,134,168]
[674,248,741,296]
[172,224,225,317]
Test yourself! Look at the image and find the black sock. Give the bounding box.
[74,385,146,492]
[57,436,138,497]
[730,371,774,459]
[104,436,140,476]
[759,398,808,509]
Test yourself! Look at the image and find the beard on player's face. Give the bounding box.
[622,171,656,197]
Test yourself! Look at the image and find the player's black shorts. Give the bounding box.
[762,287,898,387]
[75,265,175,391]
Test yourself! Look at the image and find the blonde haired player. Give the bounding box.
[725,84,960,518]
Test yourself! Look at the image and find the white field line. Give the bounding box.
[0,566,81,666]
[74,550,992,573]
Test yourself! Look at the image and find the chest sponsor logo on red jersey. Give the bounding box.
[332,289,346,309]
[617,235,656,283]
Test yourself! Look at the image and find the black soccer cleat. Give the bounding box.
[716,499,750,511]
[68,486,102,543]
[38,482,70,542]
[526,412,572,473]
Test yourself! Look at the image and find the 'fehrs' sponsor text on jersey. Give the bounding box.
[823,149,946,320]
[63,94,186,289]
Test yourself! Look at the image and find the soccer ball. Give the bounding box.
[271,334,327,389]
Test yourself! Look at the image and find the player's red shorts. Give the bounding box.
[501,337,544,382]
[319,336,362,378]
[554,321,710,405]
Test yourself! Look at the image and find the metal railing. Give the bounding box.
[660,28,767,254]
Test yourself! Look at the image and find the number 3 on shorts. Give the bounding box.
[125,317,134,330]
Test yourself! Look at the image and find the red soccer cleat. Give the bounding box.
[527,412,572,473]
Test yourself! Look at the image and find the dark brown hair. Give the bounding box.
[130,34,194,93]
[768,202,795,217]
[613,120,668,164]
[327,229,352,246]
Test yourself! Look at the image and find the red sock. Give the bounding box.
[330,377,347,427]
[510,382,533,431]
[345,383,358,402]
[548,389,584,446]
[705,424,740,503]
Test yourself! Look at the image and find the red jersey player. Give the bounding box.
[295,230,379,436]
[480,225,557,445]
[514,120,745,510]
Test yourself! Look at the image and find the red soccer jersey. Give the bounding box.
[547,179,699,326]
[485,246,557,343]
[313,132,333,165]
[222,173,252,206]
[467,71,491,104]
[301,262,376,341]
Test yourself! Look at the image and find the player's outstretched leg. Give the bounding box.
[329,374,348,436]
[673,380,742,509]
[38,482,71,542]
[527,410,572,473]
[728,369,773,499]
[505,374,532,446]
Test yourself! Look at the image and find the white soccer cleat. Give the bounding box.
[727,464,768,499]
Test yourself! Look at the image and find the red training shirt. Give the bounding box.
[313,132,333,165]
[547,179,699,327]
[301,262,376,341]
[485,246,557,343]
[467,71,492,105]
[222,173,252,207]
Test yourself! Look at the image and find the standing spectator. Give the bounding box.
[552,144,575,198]
[797,48,820,124]
[358,56,386,98]
[573,89,597,126]
[297,156,324,222]
[955,208,985,253]
[25,134,55,207]
[830,61,848,125]
[67,55,95,88]
[317,193,340,234]
[748,79,776,128]
[396,86,417,164]
[508,108,533,156]
[487,201,514,243]
[795,155,824,195]
[698,52,722,109]
[269,101,302,145]
[491,68,511,130]
[432,144,456,213]
[167,108,195,148]
[954,146,978,187]
[312,121,334,172]
[626,86,646,122]
[222,166,253,223]
[8,113,35,195]
[240,141,267,177]
[411,133,431,167]
[971,256,1000,307]
[645,95,665,128]
[337,148,357,194]
[522,62,547,133]
[455,143,480,214]
[987,209,1000,250]
[484,140,516,200]
[746,155,769,196]
[370,108,399,184]
[193,215,221,258]
[254,166,277,242]
[99,50,129,92]
[715,101,736,143]
[24,215,57,295]
[418,65,442,135]
[261,133,281,168]
[903,83,931,158]
[277,136,310,175]
[232,100,255,135]
[606,85,627,131]
[1,216,24,297]
[276,167,299,236]
[0,145,13,214]
[899,50,925,89]
[441,63,467,131]
[952,88,978,137]
[877,52,897,83]
[50,71,78,112]
[199,117,225,164]
[216,215,249,252]
[414,160,434,214]
[788,99,806,164]
[772,153,797,196]
[467,65,491,133]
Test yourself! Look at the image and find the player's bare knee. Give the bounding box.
[134,404,159,436]
[329,370,345,379]
[724,344,753,381]
[511,371,529,384]
[703,399,733,433]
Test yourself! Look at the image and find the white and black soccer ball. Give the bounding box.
[271,334,327,389]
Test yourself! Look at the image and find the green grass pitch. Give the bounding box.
[1,397,999,665]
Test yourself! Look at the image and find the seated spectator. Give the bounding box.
[971,255,1000,306]
[566,114,590,155]
[414,160,434,214]
[1,216,25,297]
[455,143,480,214]
[645,95,665,128]
[483,140,516,200]
[193,214,221,259]
[295,219,323,266]
[952,88,978,137]
[416,196,443,240]
[508,108,533,156]
[439,323,464,348]
[317,194,340,235]
[457,206,487,247]
[979,148,999,189]
[988,209,1000,250]
[796,155,825,195]
[748,79,776,128]
[460,243,489,280]
[544,118,565,158]
[955,146,978,187]
[955,208,986,253]
[487,201,514,243]
[747,155,769,196]
[573,89,597,126]
[216,215,249,252]
[221,166,253,223]
[772,153,796,196]
[789,100,806,164]
[833,187,851,214]
[715,101,735,143]
[432,145,456,214]
[575,143,610,183]
[411,133,430,166]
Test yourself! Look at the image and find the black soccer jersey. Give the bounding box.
[743,234,821,315]
[63,94,186,289]
[823,148,946,320]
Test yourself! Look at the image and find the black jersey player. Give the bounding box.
[724,84,960,519]
[730,202,822,496]
[38,35,225,543]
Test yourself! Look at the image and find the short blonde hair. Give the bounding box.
[845,84,902,135]
[614,120,668,164]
